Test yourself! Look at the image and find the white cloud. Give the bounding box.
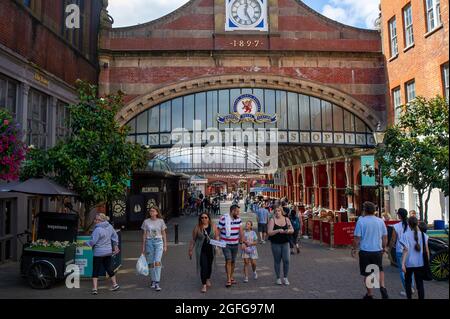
[108,0,380,29]
[321,0,380,29]
[108,0,190,27]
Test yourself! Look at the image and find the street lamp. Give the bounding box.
[373,123,386,215]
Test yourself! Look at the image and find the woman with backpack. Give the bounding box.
[289,206,301,255]
[400,216,430,299]
[389,208,414,296]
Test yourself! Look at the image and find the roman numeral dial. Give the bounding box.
[230,0,262,26]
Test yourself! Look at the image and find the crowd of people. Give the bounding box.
[85,195,431,300]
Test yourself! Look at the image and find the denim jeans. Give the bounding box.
[145,238,164,282]
[396,252,414,290]
[271,242,290,279]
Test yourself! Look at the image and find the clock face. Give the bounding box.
[230,0,262,26]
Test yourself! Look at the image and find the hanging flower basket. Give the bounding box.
[362,163,375,178]
[345,187,354,196]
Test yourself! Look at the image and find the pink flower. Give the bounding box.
[3,120,9,126]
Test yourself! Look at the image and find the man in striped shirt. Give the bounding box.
[218,204,244,287]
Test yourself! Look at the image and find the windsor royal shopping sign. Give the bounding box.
[217,94,278,124]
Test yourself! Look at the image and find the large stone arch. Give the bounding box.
[116,74,382,131]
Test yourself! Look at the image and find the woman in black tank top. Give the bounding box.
[268,207,294,285]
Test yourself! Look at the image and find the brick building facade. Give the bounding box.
[380,0,449,221]
[0,0,105,263]
[99,0,389,218]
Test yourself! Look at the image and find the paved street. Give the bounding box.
[0,201,448,299]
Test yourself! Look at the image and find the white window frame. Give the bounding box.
[406,80,416,103]
[413,189,420,212]
[403,4,414,47]
[393,87,402,124]
[389,17,398,57]
[399,186,406,208]
[426,0,441,32]
[443,63,449,101]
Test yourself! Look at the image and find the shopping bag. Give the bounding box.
[136,254,149,276]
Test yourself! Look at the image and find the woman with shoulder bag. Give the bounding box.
[267,207,294,286]
[188,212,219,293]
[400,216,430,299]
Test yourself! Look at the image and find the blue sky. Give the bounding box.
[108,0,380,30]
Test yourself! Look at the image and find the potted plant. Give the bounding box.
[345,187,354,196]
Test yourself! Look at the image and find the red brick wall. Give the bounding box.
[0,0,100,86]
[100,0,386,114]
[381,0,449,125]
[101,0,381,52]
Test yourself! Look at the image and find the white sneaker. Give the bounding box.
[155,283,162,291]
[276,278,282,285]
[243,277,249,283]
[283,278,290,285]
[412,288,416,294]
[400,291,407,297]
[253,272,258,280]
[150,281,156,289]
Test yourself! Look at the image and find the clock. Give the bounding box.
[225,0,268,32]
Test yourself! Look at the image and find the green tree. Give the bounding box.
[376,96,449,223]
[21,81,147,231]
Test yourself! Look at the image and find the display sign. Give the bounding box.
[75,236,93,277]
[333,222,356,246]
[142,187,159,193]
[322,222,331,245]
[217,94,277,124]
[361,155,376,186]
[312,220,321,241]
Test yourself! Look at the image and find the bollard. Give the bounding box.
[174,224,179,244]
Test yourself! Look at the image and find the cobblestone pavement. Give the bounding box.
[0,201,448,299]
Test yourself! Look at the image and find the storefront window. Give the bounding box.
[184,95,195,131]
[27,89,48,149]
[218,90,229,130]
[322,101,333,132]
[195,92,207,130]
[287,92,299,130]
[56,101,70,142]
[310,97,321,131]
[148,105,160,133]
[299,95,310,130]
[172,97,183,130]
[333,104,343,131]
[126,88,372,146]
[136,111,148,134]
[276,90,287,130]
[206,91,218,129]
[0,74,18,118]
[264,89,276,128]
[160,101,171,132]
[344,110,354,132]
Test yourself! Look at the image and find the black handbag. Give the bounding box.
[421,232,433,281]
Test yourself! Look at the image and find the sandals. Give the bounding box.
[206,279,212,287]
[201,286,207,293]
[231,279,237,285]
[225,281,232,288]
[91,289,98,295]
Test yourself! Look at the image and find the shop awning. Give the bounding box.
[6,178,78,197]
